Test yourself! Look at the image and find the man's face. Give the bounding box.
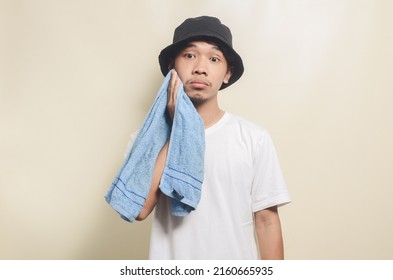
[173,41,232,105]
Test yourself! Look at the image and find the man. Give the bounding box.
[132,16,290,259]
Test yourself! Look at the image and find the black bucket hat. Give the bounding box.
[158,16,244,90]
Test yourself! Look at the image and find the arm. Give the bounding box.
[136,70,181,221]
[136,141,168,220]
[254,206,284,259]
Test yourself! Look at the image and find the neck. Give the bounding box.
[194,100,224,128]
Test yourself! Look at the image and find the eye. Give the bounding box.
[184,53,195,59]
[210,56,220,63]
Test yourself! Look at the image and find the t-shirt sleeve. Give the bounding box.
[251,131,291,212]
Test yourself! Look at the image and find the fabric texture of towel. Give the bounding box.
[105,71,205,222]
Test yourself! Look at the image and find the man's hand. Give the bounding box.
[167,69,181,122]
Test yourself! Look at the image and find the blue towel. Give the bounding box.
[105,71,205,222]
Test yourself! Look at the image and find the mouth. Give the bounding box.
[188,79,210,89]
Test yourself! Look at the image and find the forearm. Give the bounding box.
[136,71,179,221]
[254,206,284,260]
[136,141,169,221]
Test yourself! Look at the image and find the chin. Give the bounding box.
[188,95,207,106]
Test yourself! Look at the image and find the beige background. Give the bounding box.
[1,0,392,259]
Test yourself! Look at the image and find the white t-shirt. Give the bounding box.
[149,112,291,259]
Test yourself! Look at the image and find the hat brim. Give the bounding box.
[158,36,244,90]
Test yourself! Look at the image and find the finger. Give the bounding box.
[168,70,177,100]
[168,70,180,103]
[167,70,180,121]
[173,73,180,100]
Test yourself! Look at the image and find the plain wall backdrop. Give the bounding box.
[1,0,392,259]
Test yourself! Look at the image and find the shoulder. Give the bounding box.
[221,113,276,155]
[226,113,269,139]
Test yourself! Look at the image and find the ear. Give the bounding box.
[223,66,234,84]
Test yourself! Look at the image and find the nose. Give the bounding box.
[192,58,207,76]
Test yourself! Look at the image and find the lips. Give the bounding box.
[188,79,210,89]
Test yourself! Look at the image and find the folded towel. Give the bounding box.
[159,74,206,216]
[105,71,205,222]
